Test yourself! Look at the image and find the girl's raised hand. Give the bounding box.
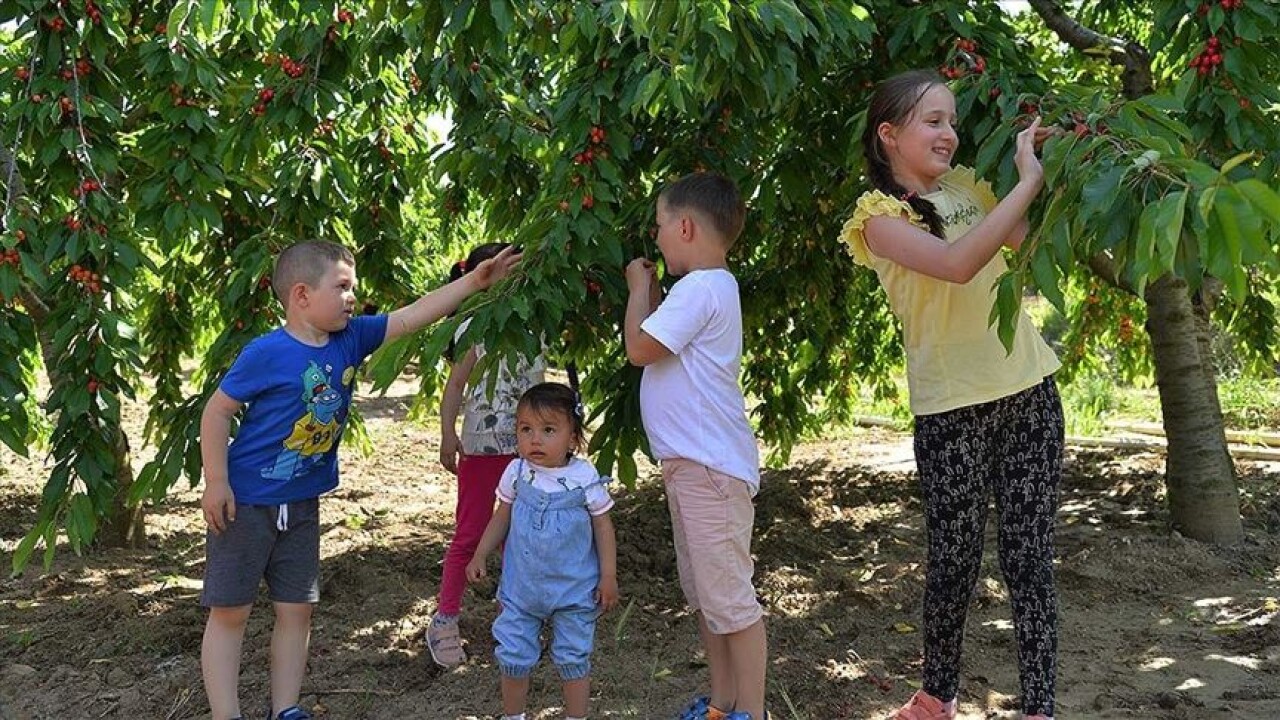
[1013,116,1045,189]
[468,245,523,290]
[1032,123,1062,151]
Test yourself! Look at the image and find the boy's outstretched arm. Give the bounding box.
[465,501,513,581]
[384,246,522,344]
[592,513,619,611]
[200,389,243,534]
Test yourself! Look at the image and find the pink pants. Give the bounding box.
[436,453,515,616]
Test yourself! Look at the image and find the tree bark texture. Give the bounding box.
[1144,275,1243,544]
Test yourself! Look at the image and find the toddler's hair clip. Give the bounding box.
[458,259,467,270]
[901,191,918,202]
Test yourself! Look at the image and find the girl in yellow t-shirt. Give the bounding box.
[840,69,1062,720]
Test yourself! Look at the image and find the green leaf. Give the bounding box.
[1235,179,1280,227]
[1211,199,1247,301]
[988,272,1022,353]
[1080,165,1125,223]
[1219,151,1255,176]
[632,69,664,115]
[489,0,513,34]
[1152,190,1187,274]
[975,123,1014,179]
[1028,247,1065,315]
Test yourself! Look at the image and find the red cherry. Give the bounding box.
[87,379,99,393]
[469,61,480,73]
[558,200,570,212]
[15,66,29,81]
[581,195,594,209]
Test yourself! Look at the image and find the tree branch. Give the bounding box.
[1027,0,1153,99]
[1088,251,1136,295]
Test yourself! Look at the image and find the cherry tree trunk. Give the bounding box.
[1144,274,1243,544]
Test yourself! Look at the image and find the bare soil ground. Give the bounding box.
[1,376,1277,719]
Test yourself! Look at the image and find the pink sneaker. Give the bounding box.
[426,617,466,667]
[892,690,957,720]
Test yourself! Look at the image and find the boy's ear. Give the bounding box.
[289,282,309,307]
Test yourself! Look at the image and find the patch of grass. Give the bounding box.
[1218,377,1280,430]
[846,367,1277,438]
[8,629,37,649]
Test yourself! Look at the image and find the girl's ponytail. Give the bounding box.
[862,70,948,239]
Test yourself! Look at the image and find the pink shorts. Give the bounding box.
[662,458,763,635]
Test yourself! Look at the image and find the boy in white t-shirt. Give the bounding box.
[624,172,767,720]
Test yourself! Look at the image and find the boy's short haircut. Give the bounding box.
[272,241,355,305]
[659,172,746,248]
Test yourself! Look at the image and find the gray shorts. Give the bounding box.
[200,498,321,607]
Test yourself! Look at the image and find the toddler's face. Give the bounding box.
[305,260,358,332]
[516,406,576,468]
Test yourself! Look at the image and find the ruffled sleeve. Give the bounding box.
[838,190,920,266]
[943,165,998,212]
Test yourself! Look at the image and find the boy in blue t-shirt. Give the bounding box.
[199,240,520,720]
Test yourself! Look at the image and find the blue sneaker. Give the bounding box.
[727,713,769,720]
[272,707,312,720]
[679,695,712,720]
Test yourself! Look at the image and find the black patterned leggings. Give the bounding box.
[913,376,1063,717]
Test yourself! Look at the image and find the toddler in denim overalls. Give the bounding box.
[467,382,618,720]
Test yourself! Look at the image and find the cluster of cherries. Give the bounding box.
[251,87,275,116]
[67,264,102,295]
[280,57,308,79]
[57,59,93,80]
[941,38,987,79]
[71,178,102,197]
[1198,0,1244,12]
[1190,36,1226,76]
[573,127,609,166]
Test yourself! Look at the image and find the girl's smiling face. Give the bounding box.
[878,83,959,193]
[516,406,576,467]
